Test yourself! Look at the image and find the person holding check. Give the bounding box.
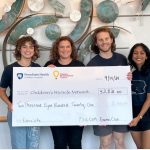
[44,36,84,149]
[87,27,132,149]
[0,36,41,149]
[128,43,150,149]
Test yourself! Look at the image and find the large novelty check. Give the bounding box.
[12,66,132,126]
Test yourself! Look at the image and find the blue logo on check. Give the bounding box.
[17,73,23,79]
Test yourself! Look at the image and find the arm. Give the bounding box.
[0,87,12,111]
[129,93,150,127]
[127,71,132,80]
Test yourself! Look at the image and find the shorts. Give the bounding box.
[93,125,128,136]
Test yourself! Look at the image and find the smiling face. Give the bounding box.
[20,41,35,60]
[96,31,113,53]
[58,40,72,60]
[132,46,147,70]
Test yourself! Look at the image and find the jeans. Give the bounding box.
[7,111,40,149]
[51,126,84,149]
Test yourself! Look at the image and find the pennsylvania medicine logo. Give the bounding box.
[17,73,23,79]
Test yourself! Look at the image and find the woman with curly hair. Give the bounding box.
[44,36,84,149]
[0,36,40,149]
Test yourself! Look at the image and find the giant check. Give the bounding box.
[12,66,132,126]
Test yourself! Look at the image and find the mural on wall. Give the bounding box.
[141,0,150,10]
[0,0,150,67]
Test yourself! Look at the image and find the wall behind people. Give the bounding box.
[0,0,149,148]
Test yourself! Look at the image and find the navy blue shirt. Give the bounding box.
[44,60,84,67]
[0,61,40,102]
[131,69,150,119]
[87,52,127,66]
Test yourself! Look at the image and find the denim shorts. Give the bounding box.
[93,125,128,136]
[7,111,40,149]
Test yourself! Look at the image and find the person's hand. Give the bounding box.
[47,64,56,67]
[8,103,13,112]
[127,71,132,80]
[129,116,140,127]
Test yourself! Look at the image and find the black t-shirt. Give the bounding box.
[44,60,84,67]
[87,52,127,66]
[131,70,150,118]
[0,61,40,102]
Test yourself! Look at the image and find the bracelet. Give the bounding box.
[139,115,143,119]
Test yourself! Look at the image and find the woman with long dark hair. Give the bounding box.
[128,43,150,149]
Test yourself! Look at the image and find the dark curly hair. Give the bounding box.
[128,43,150,75]
[14,36,40,61]
[91,27,116,54]
[50,36,77,63]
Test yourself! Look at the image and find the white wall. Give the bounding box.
[0,0,150,148]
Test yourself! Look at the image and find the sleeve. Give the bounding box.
[86,56,97,66]
[34,62,41,67]
[44,61,51,67]
[123,56,128,66]
[87,60,95,66]
[87,61,91,66]
[36,63,41,67]
[120,54,128,66]
[79,61,85,66]
[0,66,11,88]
